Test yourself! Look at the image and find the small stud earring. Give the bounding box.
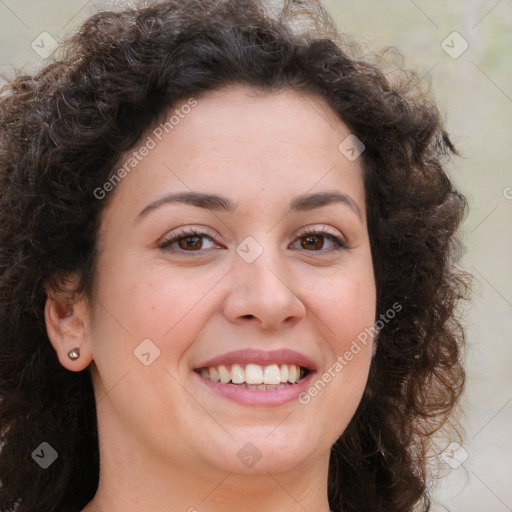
[68,347,80,360]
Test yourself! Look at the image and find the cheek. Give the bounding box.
[92,262,228,364]
[307,264,376,351]
[95,251,198,333]
[296,266,376,448]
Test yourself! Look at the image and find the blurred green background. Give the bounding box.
[1,1,511,510]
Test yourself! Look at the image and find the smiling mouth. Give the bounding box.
[195,363,310,390]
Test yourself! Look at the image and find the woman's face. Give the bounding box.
[82,85,376,476]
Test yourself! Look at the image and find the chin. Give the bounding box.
[197,423,325,475]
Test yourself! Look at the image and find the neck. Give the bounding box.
[82,435,333,512]
[82,376,335,512]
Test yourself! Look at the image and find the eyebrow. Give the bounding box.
[290,191,362,221]
[135,190,362,223]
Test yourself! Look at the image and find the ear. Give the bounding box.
[44,277,93,372]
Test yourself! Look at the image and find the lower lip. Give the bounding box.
[194,371,316,407]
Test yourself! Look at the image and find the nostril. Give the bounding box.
[242,314,255,319]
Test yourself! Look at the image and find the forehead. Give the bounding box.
[101,85,366,223]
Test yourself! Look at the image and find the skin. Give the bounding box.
[45,85,377,512]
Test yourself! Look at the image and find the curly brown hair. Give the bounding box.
[0,0,470,511]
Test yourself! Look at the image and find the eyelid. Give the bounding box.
[293,224,349,247]
[294,224,344,240]
[158,224,349,254]
[158,225,223,248]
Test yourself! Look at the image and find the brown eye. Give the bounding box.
[177,235,203,250]
[292,229,346,252]
[301,234,326,250]
[159,229,221,253]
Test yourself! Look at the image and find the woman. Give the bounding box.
[0,0,470,511]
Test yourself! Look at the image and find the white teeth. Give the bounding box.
[245,364,264,384]
[199,363,306,385]
[263,364,281,384]
[236,383,289,390]
[280,364,289,382]
[231,363,244,384]
[218,364,231,384]
[209,366,220,382]
[288,364,300,383]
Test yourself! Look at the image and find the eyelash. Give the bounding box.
[158,227,349,254]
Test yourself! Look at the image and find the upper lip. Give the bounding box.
[194,348,317,372]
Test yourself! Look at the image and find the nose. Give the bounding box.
[221,251,306,330]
